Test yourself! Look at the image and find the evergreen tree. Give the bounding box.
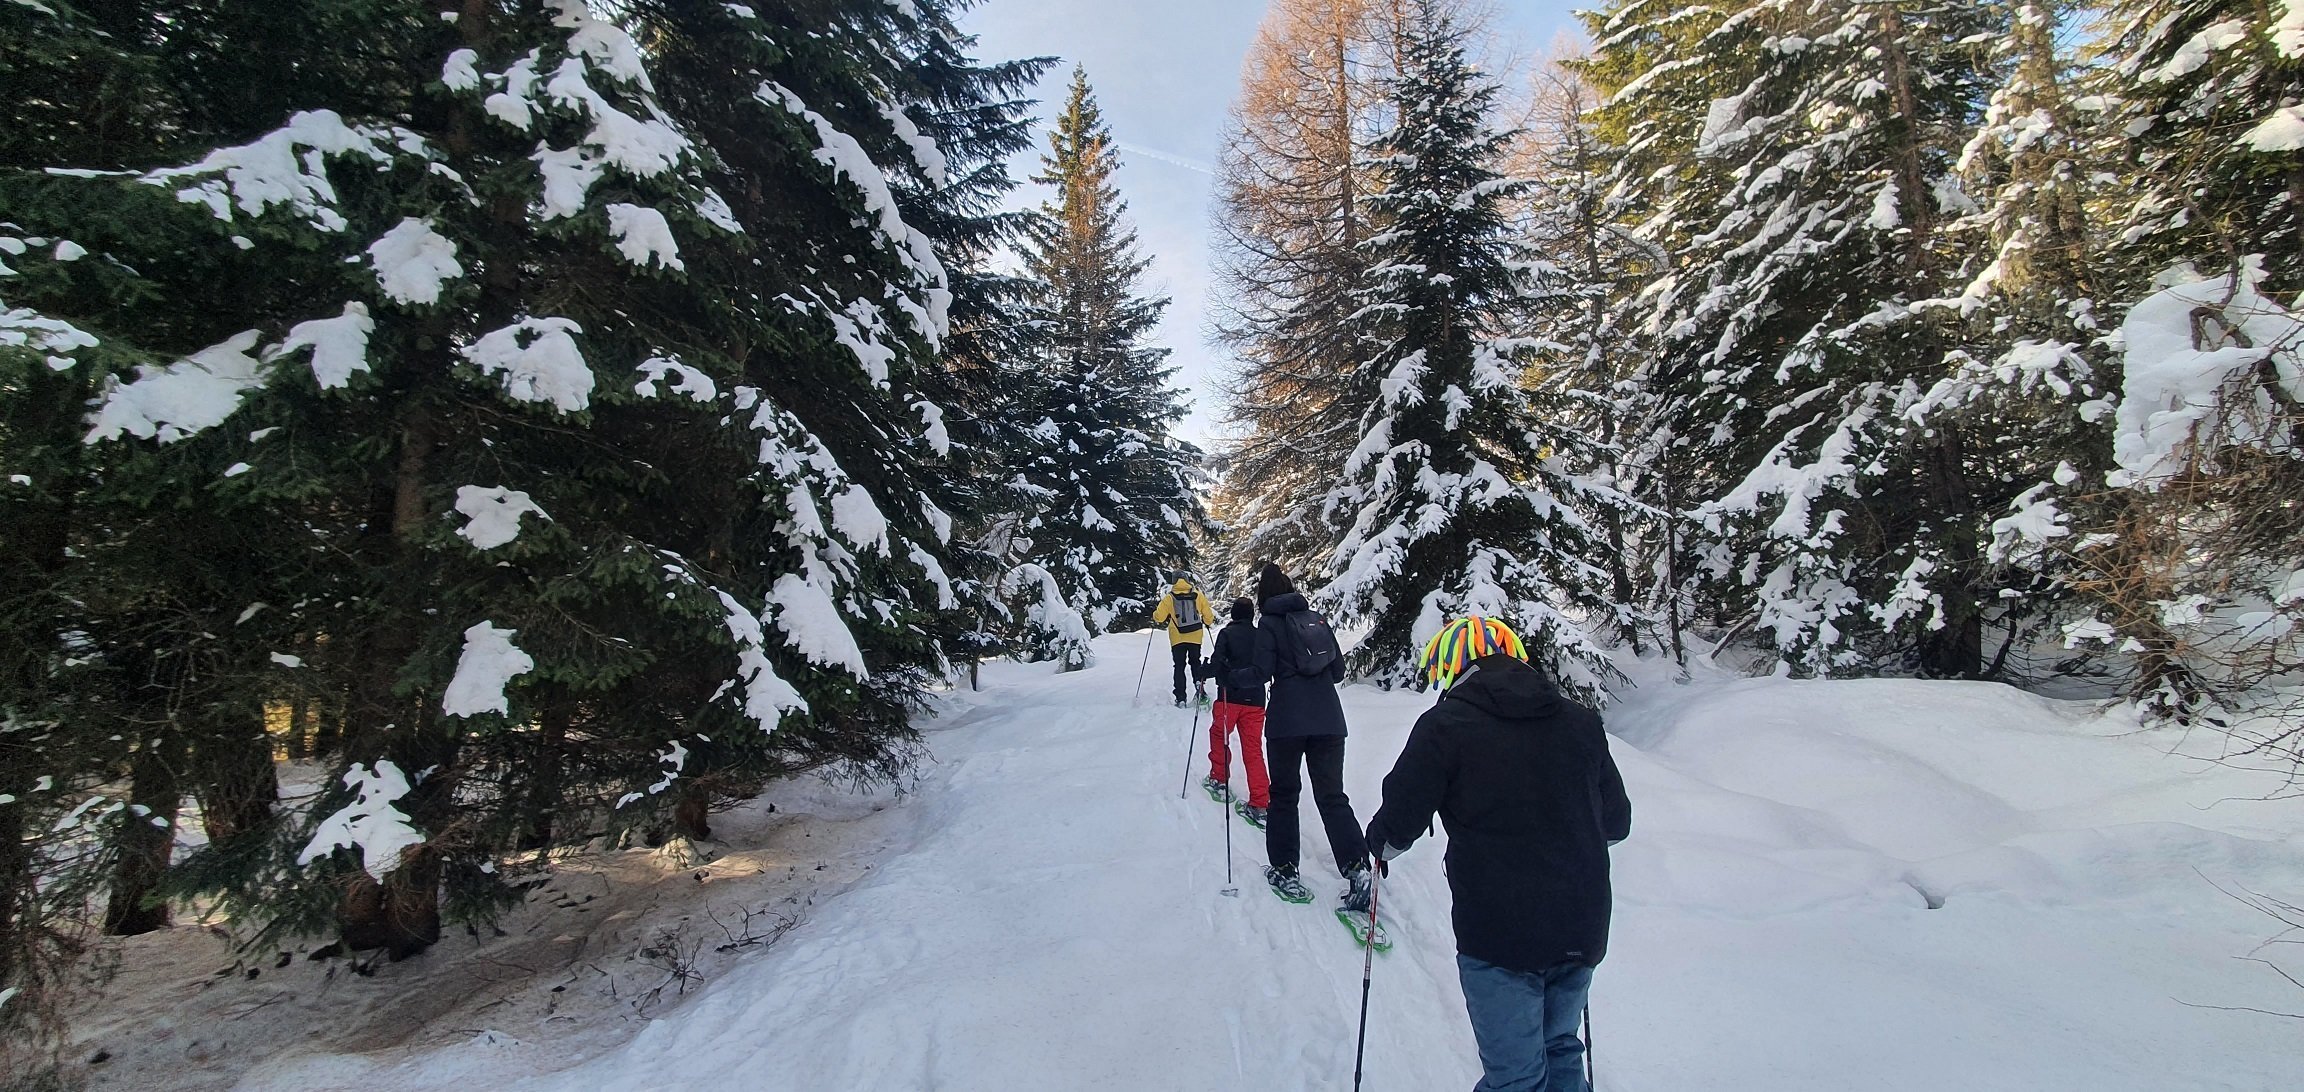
[1006,68,1200,656]
[1916,0,2120,680]
[2099,0,2304,292]
[1583,0,2014,677]
[2077,0,2304,719]
[1318,0,1628,697]
[879,0,1057,673]
[2,0,1009,967]
[1519,61,1667,655]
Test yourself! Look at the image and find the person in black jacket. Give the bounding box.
[1251,563,1369,906]
[1201,597,1269,824]
[1363,616,1631,1092]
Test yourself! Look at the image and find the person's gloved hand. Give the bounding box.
[1366,825,1406,875]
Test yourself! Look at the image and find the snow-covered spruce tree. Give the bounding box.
[2066,0,2304,725]
[1,0,449,1011]
[1517,60,1669,654]
[631,0,983,787]
[1911,0,2123,680]
[1585,0,2022,678]
[1317,0,1629,698]
[1005,67,1200,656]
[876,0,1058,673]
[2098,0,2304,291]
[5,0,986,959]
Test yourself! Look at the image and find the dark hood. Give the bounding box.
[1261,591,1311,615]
[1447,654,1564,721]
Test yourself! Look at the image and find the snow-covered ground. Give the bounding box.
[92,633,2304,1090]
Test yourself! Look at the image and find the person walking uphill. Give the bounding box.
[1363,617,1632,1092]
[1252,563,1370,907]
[1202,597,1270,826]
[1150,577,1214,707]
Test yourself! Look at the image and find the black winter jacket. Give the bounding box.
[1253,592,1347,738]
[1206,619,1266,707]
[1364,655,1631,974]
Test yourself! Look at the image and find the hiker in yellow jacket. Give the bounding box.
[1150,578,1215,707]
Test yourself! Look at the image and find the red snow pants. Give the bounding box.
[1208,700,1271,809]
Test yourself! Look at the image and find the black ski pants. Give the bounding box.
[1171,642,1203,703]
[1265,733,1367,877]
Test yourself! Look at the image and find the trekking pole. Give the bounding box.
[1584,1005,1594,1090]
[1220,775,1238,896]
[1178,696,1202,799]
[1351,867,1381,1091]
[1131,629,1155,707]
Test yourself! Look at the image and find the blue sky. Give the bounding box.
[957,1,1594,445]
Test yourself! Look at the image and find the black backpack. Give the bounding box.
[1282,608,1340,676]
[1172,592,1204,634]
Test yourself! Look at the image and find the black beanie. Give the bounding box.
[1255,563,1296,608]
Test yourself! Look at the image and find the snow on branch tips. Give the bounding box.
[635,355,716,402]
[759,82,951,340]
[368,218,464,305]
[86,303,383,444]
[85,330,266,443]
[443,621,534,718]
[717,591,808,731]
[604,203,684,270]
[769,573,870,679]
[268,303,374,389]
[454,485,550,550]
[298,762,426,879]
[2112,261,2304,490]
[461,317,593,412]
[616,741,689,809]
[1,307,99,369]
[140,110,430,231]
[480,6,687,221]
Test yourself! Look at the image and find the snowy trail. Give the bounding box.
[503,638,1491,1090]
[296,633,2304,1090]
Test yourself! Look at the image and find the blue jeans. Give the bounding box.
[1455,954,1593,1092]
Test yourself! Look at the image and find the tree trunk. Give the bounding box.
[0,794,30,994]
[524,699,572,849]
[672,783,713,842]
[104,731,184,936]
[337,845,442,960]
[1920,423,1984,678]
[196,704,278,846]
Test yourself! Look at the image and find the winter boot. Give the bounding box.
[1265,866,1313,905]
[1202,776,1232,803]
[1340,863,1374,913]
[1174,696,1187,708]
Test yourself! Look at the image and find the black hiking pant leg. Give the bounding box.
[1302,733,1368,876]
[1265,733,1364,877]
[1265,735,1306,874]
[1170,643,1200,703]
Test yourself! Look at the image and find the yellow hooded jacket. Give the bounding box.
[1150,580,1214,647]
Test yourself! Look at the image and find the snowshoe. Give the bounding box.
[1234,802,1267,829]
[1202,777,1232,804]
[1195,687,1211,707]
[1340,865,1374,913]
[1336,908,1392,952]
[1265,866,1313,905]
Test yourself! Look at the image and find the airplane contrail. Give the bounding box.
[1033,120,1216,177]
